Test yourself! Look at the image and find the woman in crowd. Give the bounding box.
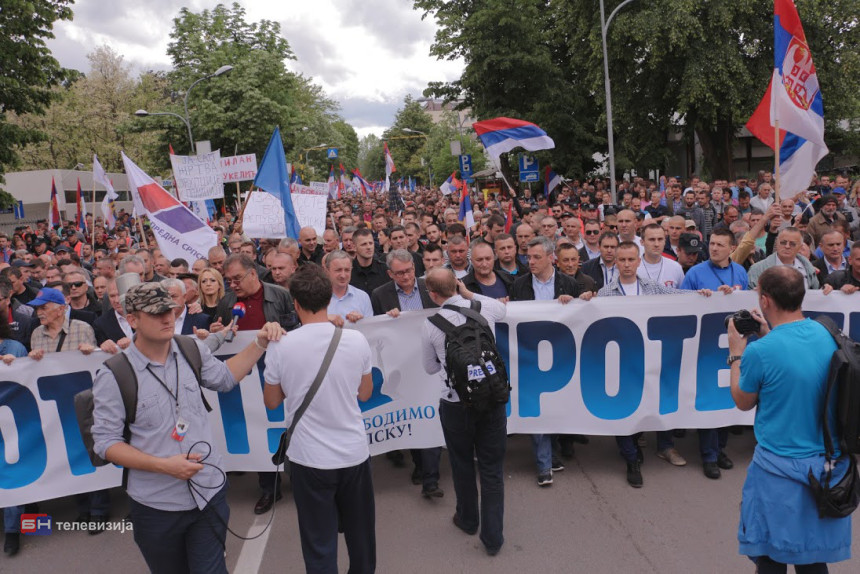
[198,267,225,322]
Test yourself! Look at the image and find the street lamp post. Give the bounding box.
[600,0,637,204]
[135,64,233,154]
[402,128,432,186]
[301,144,328,179]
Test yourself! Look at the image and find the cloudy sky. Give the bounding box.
[47,0,463,137]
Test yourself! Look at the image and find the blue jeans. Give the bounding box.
[290,458,376,574]
[616,432,674,463]
[128,486,229,574]
[4,506,24,533]
[76,489,110,517]
[439,400,506,553]
[697,428,729,463]
[531,434,552,473]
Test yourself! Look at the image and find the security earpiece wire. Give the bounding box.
[183,440,282,546]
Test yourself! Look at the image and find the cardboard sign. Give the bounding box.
[171,151,224,201]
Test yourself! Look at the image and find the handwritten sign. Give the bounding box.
[220,153,257,183]
[242,188,327,238]
[309,181,328,195]
[171,151,224,201]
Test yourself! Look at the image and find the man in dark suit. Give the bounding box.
[94,279,133,352]
[813,229,847,285]
[161,278,211,336]
[370,249,442,497]
[580,231,620,291]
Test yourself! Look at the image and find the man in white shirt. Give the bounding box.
[637,224,685,288]
[264,264,375,574]
[325,250,372,325]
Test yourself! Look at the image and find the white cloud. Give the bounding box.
[48,0,462,136]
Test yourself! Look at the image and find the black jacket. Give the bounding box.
[93,310,128,345]
[462,269,514,298]
[581,257,610,291]
[509,271,583,301]
[350,257,390,296]
[298,244,325,266]
[494,258,529,276]
[371,278,436,315]
[824,267,860,290]
[215,282,300,331]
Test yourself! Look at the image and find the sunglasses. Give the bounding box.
[606,225,618,230]
[65,281,86,288]
[585,230,601,236]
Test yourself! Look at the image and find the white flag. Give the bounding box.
[121,152,217,263]
[93,155,119,230]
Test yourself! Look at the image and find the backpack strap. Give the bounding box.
[173,335,211,413]
[443,303,491,330]
[428,312,457,335]
[103,353,138,488]
[813,316,844,459]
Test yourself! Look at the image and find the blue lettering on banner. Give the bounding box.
[212,352,250,454]
[494,322,513,416]
[851,312,860,342]
[580,318,644,420]
[37,372,95,476]
[517,321,576,417]
[695,314,734,411]
[0,382,48,488]
[647,316,697,415]
[253,356,285,453]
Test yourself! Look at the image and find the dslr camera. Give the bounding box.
[724,310,762,336]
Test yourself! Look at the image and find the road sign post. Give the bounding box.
[519,154,539,182]
[326,148,339,160]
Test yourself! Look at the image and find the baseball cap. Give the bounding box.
[582,203,596,210]
[684,219,697,229]
[29,287,66,307]
[55,245,71,253]
[821,195,839,206]
[678,233,701,254]
[124,283,179,315]
[11,260,33,268]
[832,187,847,195]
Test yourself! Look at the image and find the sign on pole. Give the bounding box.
[170,150,225,201]
[220,154,258,183]
[326,148,339,160]
[459,154,473,177]
[518,154,539,182]
[243,186,327,238]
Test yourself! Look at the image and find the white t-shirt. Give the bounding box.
[618,279,640,296]
[265,322,371,469]
[637,256,686,288]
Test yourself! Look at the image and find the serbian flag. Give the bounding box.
[47,177,62,228]
[75,178,88,234]
[93,155,118,229]
[352,169,371,197]
[544,166,562,198]
[383,141,396,192]
[745,0,827,198]
[458,185,475,230]
[473,117,555,165]
[290,165,303,187]
[122,152,218,261]
[338,163,348,195]
[440,171,461,196]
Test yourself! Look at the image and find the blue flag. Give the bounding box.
[253,127,301,240]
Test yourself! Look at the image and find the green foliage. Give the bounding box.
[358,134,383,180]
[426,111,486,183]
[0,0,74,179]
[380,96,436,184]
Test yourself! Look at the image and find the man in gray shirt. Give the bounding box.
[92,282,284,574]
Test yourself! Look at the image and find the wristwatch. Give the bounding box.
[727,355,742,366]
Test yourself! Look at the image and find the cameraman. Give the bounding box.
[728,266,851,573]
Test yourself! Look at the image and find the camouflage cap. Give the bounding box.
[124,282,179,314]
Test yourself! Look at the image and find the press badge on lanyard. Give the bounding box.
[171,417,189,441]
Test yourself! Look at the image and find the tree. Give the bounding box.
[380,96,435,183]
[426,111,486,184]
[358,134,383,180]
[0,0,73,179]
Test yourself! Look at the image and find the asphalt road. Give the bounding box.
[5,431,858,573]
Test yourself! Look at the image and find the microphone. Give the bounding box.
[225,302,246,342]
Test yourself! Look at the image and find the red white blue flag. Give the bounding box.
[48,177,62,228]
[745,0,827,197]
[75,178,87,234]
[473,117,555,164]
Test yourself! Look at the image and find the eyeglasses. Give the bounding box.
[778,240,799,248]
[585,230,601,236]
[225,269,252,285]
[391,267,415,278]
[607,225,618,230]
[65,281,86,289]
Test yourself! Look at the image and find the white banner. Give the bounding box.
[2,292,857,506]
[242,187,327,238]
[171,151,225,201]
[220,153,257,183]
[309,181,328,196]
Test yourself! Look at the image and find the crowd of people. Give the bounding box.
[1,169,857,570]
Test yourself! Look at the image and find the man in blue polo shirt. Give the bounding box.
[680,227,749,479]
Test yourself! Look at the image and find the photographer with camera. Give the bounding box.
[728,266,852,573]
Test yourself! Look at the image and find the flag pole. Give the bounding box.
[137,215,149,249]
[774,120,781,204]
[91,176,97,249]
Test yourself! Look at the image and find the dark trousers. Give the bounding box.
[697,428,729,462]
[411,447,443,489]
[128,486,229,574]
[756,556,828,573]
[75,489,110,517]
[258,471,281,494]
[290,458,376,574]
[616,432,674,463]
[439,400,506,552]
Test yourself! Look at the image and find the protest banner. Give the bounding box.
[242,186,327,237]
[309,181,328,196]
[220,153,258,183]
[170,150,224,201]
[2,292,856,506]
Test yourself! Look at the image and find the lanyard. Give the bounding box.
[603,264,616,285]
[619,280,640,296]
[708,261,735,287]
[146,354,181,416]
[643,257,664,281]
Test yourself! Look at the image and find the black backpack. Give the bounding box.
[74,336,209,469]
[428,301,510,411]
[814,316,860,454]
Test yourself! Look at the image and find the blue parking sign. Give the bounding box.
[326,148,339,160]
[519,154,539,182]
[459,154,472,176]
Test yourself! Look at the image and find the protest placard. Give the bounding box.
[170,150,224,201]
[220,153,258,182]
[242,188,327,237]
